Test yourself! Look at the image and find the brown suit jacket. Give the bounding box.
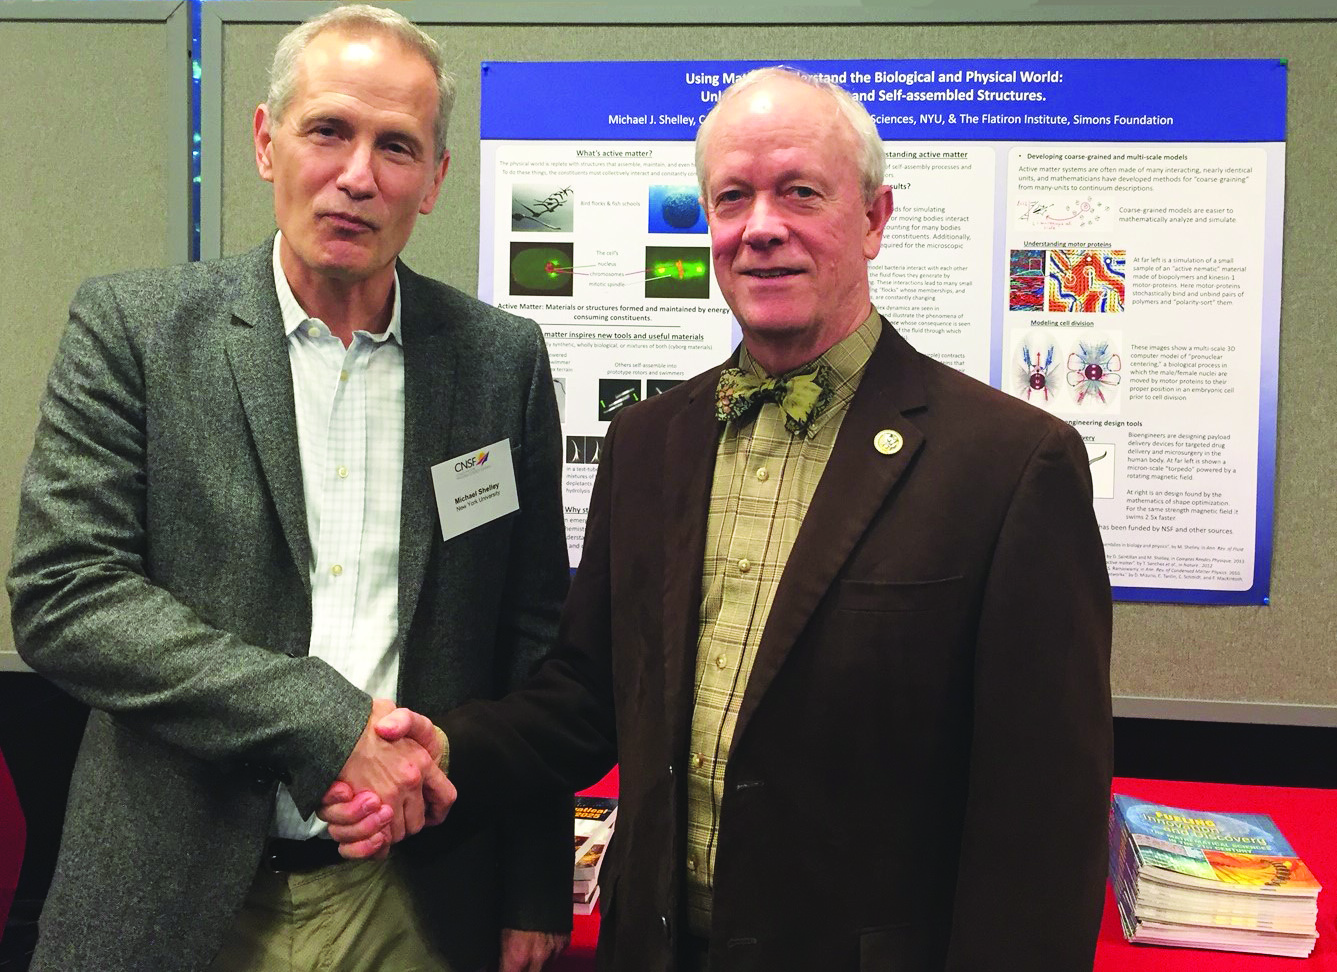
[444,320,1113,972]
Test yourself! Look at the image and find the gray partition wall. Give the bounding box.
[0,0,191,672]
[202,2,1334,724]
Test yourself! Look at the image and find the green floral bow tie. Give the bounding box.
[714,363,834,438]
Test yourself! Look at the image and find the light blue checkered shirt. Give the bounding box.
[269,233,406,840]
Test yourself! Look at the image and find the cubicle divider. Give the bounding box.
[0,0,191,673]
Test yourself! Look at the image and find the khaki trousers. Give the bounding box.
[210,857,456,972]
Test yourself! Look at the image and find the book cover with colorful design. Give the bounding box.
[1112,794,1320,894]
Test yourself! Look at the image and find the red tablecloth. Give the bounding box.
[1097,778,1337,971]
[551,773,1337,970]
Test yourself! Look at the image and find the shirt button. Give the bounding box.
[330,564,343,577]
[738,558,751,574]
[715,654,727,669]
[755,467,768,482]
[337,466,348,478]
[339,369,349,381]
[687,856,698,873]
[306,324,319,337]
[692,753,705,769]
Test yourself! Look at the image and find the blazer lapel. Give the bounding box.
[396,265,460,639]
[661,369,726,758]
[225,244,311,594]
[732,324,928,749]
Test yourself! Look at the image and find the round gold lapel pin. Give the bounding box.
[873,429,903,455]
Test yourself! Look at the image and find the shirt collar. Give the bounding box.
[271,231,403,344]
[737,306,881,389]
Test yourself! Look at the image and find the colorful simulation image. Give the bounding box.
[510,242,575,297]
[1012,332,1061,405]
[1007,249,1046,311]
[511,183,575,232]
[648,184,707,234]
[644,246,710,300]
[1047,249,1125,313]
[1067,338,1123,405]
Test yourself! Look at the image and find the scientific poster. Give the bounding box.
[478,59,1285,605]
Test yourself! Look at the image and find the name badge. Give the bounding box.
[431,438,519,542]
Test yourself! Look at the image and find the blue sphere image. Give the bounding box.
[661,189,703,229]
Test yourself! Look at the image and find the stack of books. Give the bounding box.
[573,795,617,915]
[1109,794,1321,958]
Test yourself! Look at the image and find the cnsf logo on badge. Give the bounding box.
[455,450,489,473]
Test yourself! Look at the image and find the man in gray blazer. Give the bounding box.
[6,6,570,972]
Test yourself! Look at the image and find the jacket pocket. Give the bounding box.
[834,576,963,614]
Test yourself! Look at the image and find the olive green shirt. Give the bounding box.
[686,309,882,933]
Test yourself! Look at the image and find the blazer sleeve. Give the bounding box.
[5,276,368,812]
[945,421,1114,970]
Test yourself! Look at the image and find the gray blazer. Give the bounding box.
[6,240,572,971]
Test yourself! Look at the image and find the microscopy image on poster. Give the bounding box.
[1008,249,1047,311]
[510,242,575,297]
[511,184,575,232]
[648,184,707,233]
[644,246,710,299]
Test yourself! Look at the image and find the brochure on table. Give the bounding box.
[477,58,1285,605]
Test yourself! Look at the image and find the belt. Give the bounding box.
[265,837,346,873]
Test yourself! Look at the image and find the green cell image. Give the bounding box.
[511,242,575,297]
[644,246,710,300]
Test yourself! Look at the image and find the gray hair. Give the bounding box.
[696,65,886,205]
[266,4,455,160]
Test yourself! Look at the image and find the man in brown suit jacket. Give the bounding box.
[330,65,1114,972]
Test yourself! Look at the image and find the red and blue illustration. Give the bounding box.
[1067,340,1122,404]
[1015,338,1059,402]
[1047,249,1125,313]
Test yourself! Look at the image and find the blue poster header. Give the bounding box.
[481,59,1285,143]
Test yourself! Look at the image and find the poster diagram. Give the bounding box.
[479,59,1285,604]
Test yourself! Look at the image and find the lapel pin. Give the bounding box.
[873,429,903,455]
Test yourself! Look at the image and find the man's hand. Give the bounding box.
[498,929,569,972]
[319,783,394,859]
[321,699,455,858]
[371,704,446,762]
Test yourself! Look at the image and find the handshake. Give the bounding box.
[318,698,455,859]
